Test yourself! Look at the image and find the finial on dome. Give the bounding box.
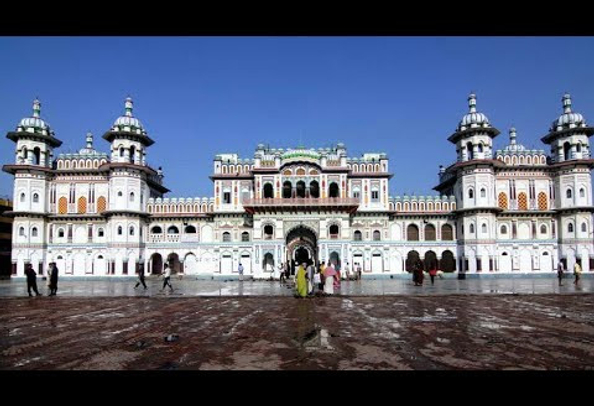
[509,127,517,145]
[86,131,93,149]
[563,93,572,114]
[125,96,133,117]
[468,92,477,113]
[33,98,41,118]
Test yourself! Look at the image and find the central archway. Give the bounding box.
[285,226,318,275]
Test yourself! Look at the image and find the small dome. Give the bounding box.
[112,97,146,133]
[17,99,54,136]
[550,93,587,132]
[503,127,526,152]
[457,93,491,131]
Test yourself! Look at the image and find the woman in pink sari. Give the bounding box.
[323,263,338,295]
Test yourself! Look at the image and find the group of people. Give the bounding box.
[24,262,59,297]
[134,263,175,292]
[411,259,440,286]
[557,260,582,286]
[290,260,363,298]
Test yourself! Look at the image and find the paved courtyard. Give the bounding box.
[1,275,594,297]
[1,294,594,370]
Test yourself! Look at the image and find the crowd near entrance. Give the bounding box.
[285,226,318,275]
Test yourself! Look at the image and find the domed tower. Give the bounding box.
[436,93,501,274]
[101,97,168,276]
[542,93,594,271]
[3,99,62,276]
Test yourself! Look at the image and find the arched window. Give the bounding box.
[568,222,574,233]
[468,188,474,199]
[33,147,41,165]
[98,228,104,237]
[33,193,39,203]
[184,225,197,234]
[31,227,38,237]
[329,182,340,198]
[441,224,453,240]
[58,228,65,238]
[477,143,484,153]
[117,191,123,197]
[117,226,123,235]
[480,188,486,198]
[518,192,528,210]
[469,223,475,234]
[564,142,571,161]
[241,231,250,242]
[119,147,125,158]
[566,189,572,199]
[329,224,339,239]
[407,224,419,241]
[500,225,508,235]
[373,230,381,241]
[540,225,547,234]
[222,232,231,242]
[481,223,487,234]
[19,226,25,236]
[129,226,135,236]
[498,192,508,209]
[580,188,585,198]
[282,181,292,199]
[577,143,582,153]
[354,230,362,241]
[581,222,587,233]
[310,181,320,198]
[130,192,135,202]
[20,193,25,203]
[264,225,274,239]
[263,183,274,199]
[424,224,436,241]
[296,180,306,198]
[151,226,162,234]
[167,226,179,234]
[467,142,474,160]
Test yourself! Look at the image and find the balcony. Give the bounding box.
[242,197,359,214]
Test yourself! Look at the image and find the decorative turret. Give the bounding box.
[541,93,593,162]
[6,98,62,168]
[103,97,154,164]
[448,93,500,162]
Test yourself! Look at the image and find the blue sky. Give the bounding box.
[1,37,593,199]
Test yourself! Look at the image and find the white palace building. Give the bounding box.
[4,93,594,278]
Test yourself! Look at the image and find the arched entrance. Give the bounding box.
[150,253,163,275]
[406,250,420,273]
[329,251,341,271]
[167,253,181,274]
[286,226,318,275]
[424,250,437,271]
[440,250,456,273]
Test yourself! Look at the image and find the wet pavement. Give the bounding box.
[2,294,594,370]
[1,275,594,297]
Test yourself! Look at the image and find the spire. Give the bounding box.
[33,98,41,118]
[124,96,133,117]
[509,127,517,145]
[563,93,572,114]
[86,131,93,149]
[468,92,477,113]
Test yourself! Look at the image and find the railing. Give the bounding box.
[148,234,180,243]
[243,197,360,207]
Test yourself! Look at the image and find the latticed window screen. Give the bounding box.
[498,192,508,209]
[97,196,107,213]
[518,193,528,210]
[407,224,419,241]
[77,197,87,214]
[58,197,67,214]
[538,192,548,210]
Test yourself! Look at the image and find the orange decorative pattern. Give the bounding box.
[498,192,508,210]
[58,197,67,214]
[77,197,87,214]
[538,192,548,211]
[518,192,528,210]
[97,196,107,213]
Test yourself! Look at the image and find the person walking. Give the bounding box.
[343,262,351,281]
[306,262,315,295]
[323,262,337,295]
[48,262,59,296]
[134,264,148,290]
[238,262,244,282]
[356,263,362,281]
[295,262,308,298]
[557,261,565,286]
[279,262,286,284]
[161,264,174,292]
[574,262,582,285]
[25,263,41,296]
[428,265,437,285]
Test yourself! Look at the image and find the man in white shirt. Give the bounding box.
[161,264,174,291]
[238,263,244,282]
